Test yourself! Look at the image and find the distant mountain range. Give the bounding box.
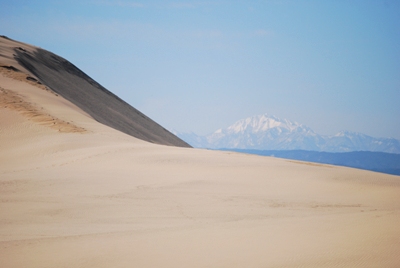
[174,114,400,154]
[173,114,400,176]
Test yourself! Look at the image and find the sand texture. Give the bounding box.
[1,36,189,147]
[1,36,400,267]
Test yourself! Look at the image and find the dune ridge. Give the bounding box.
[0,35,189,147]
[11,39,189,147]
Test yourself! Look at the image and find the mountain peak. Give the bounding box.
[223,113,305,134]
[175,113,400,153]
[334,130,371,138]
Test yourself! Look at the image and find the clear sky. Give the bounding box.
[1,0,400,138]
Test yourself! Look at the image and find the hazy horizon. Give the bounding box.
[1,0,399,139]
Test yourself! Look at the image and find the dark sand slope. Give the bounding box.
[4,36,190,147]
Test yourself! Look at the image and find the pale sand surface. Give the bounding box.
[1,44,400,268]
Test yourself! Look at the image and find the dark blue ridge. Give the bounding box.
[218,149,400,176]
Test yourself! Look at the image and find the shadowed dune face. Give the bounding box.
[10,40,189,147]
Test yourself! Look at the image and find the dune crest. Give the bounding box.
[0,35,189,147]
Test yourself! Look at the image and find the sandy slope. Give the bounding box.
[1,41,400,267]
[12,39,189,147]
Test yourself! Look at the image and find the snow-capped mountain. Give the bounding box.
[174,114,400,153]
[205,114,324,150]
[320,130,400,153]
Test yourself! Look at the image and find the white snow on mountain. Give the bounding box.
[225,114,303,133]
[174,114,400,153]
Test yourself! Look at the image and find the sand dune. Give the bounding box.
[1,36,400,267]
[1,36,189,147]
[0,79,86,133]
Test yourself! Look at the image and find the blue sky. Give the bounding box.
[1,0,399,138]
